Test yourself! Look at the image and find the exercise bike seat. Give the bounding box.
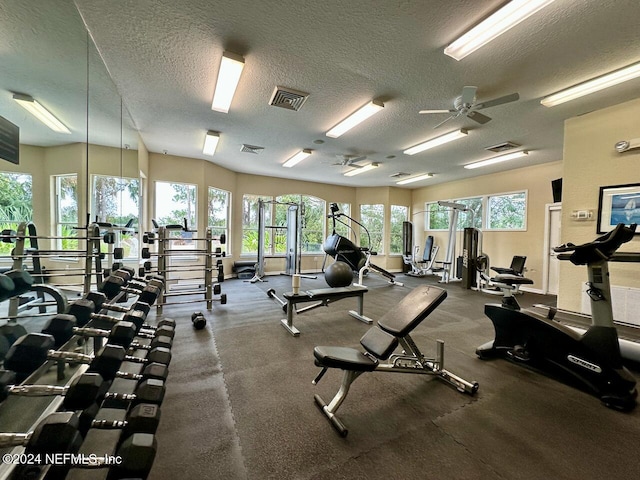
[491,274,534,286]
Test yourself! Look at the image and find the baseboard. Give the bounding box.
[520,286,545,295]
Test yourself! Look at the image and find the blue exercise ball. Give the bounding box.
[325,261,353,288]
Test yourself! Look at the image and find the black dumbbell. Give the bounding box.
[5,268,34,296]
[0,272,16,301]
[4,333,171,381]
[99,275,161,303]
[65,432,157,479]
[0,370,108,410]
[0,411,83,454]
[191,312,206,330]
[43,316,173,352]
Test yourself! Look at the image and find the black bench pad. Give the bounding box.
[283,286,367,303]
[314,346,378,371]
[378,285,447,337]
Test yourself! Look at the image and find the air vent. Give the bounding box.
[485,141,520,153]
[389,172,410,179]
[269,86,309,111]
[240,144,264,154]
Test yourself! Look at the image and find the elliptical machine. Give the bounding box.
[323,203,402,287]
[476,223,638,410]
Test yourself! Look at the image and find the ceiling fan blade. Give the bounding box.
[433,115,456,129]
[475,92,519,110]
[419,109,454,114]
[461,86,477,106]
[467,111,492,124]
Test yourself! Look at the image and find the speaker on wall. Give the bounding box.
[551,178,562,203]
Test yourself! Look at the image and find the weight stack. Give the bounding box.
[402,221,412,273]
[461,227,478,289]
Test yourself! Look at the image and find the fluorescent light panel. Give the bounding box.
[444,0,556,61]
[464,150,529,169]
[283,149,312,168]
[211,51,245,113]
[13,93,71,134]
[396,173,433,185]
[326,100,384,138]
[343,163,378,177]
[403,129,468,156]
[541,61,640,107]
[203,131,220,156]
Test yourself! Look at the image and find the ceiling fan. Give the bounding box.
[419,86,519,129]
[331,154,368,167]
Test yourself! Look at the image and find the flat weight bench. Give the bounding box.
[280,286,372,336]
[312,285,479,437]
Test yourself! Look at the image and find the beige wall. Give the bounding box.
[411,161,563,289]
[559,97,640,311]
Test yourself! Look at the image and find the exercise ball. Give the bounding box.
[325,261,353,288]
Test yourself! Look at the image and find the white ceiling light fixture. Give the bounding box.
[202,131,220,156]
[403,129,468,156]
[541,61,640,107]
[283,149,312,168]
[464,150,529,169]
[326,100,384,138]
[396,173,433,185]
[211,51,245,113]
[13,93,71,134]
[444,0,556,61]
[343,162,379,177]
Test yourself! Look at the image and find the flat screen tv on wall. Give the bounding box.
[0,115,20,165]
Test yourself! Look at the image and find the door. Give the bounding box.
[546,206,562,295]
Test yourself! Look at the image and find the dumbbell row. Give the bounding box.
[4,333,171,382]
[1,411,159,479]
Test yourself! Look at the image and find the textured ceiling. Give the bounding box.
[3,0,640,188]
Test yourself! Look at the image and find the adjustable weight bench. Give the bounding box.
[312,285,479,436]
[276,286,372,337]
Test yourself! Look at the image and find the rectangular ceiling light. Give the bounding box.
[283,149,312,168]
[211,51,245,113]
[396,173,433,185]
[326,100,384,138]
[343,162,379,177]
[541,61,640,107]
[403,129,468,156]
[203,131,220,156]
[444,0,556,61]
[464,150,529,169]
[13,93,71,134]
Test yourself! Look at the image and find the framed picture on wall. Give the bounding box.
[597,183,640,234]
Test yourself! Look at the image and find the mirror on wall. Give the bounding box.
[0,0,139,250]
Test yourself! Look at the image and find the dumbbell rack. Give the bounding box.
[0,280,173,479]
[145,227,225,314]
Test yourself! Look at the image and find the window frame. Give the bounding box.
[53,173,78,252]
[389,204,409,255]
[359,203,385,254]
[485,190,528,231]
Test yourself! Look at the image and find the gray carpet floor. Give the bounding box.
[147,273,640,480]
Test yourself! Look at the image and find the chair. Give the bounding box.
[491,255,526,276]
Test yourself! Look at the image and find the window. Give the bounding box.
[208,187,230,254]
[242,194,272,254]
[155,181,197,228]
[487,191,527,230]
[359,204,384,253]
[455,197,483,230]
[54,174,78,251]
[155,181,197,245]
[390,205,409,254]
[425,202,449,231]
[92,175,140,257]
[0,172,33,255]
